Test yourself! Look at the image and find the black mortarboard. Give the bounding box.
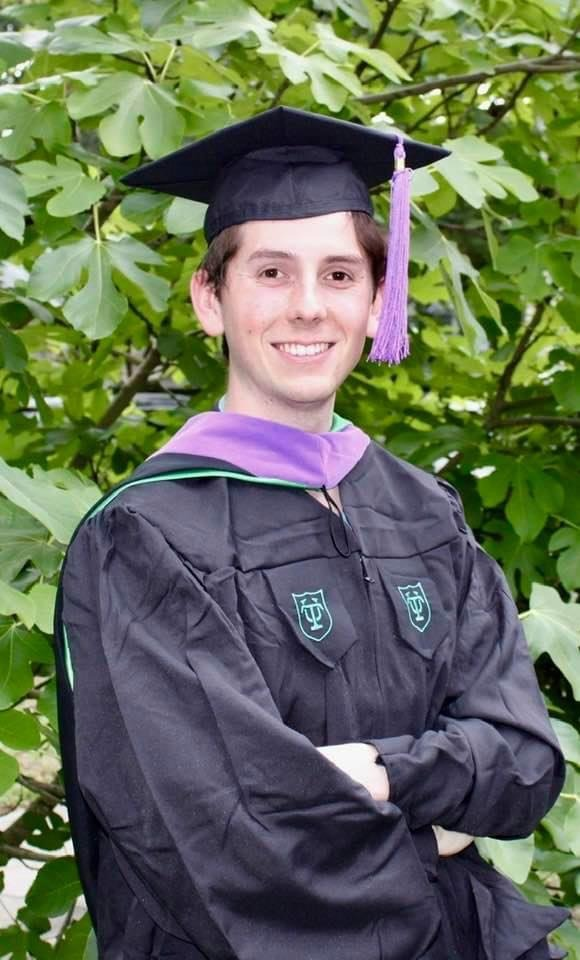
[121,107,449,364]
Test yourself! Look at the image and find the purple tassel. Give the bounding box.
[369,138,412,365]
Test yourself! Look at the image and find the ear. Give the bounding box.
[366,280,383,339]
[190,270,225,337]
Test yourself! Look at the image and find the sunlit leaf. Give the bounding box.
[18,157,106,217]
[0,167,29,242]
[477,834,534,884]
[0,459,100,544]
[522,584,580,698]
[63,243,128,339]
[68,73,185,159]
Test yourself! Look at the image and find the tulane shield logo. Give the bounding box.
[292,589,333,642]
[397,582,431,633]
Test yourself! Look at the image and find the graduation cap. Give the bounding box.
[122,107,449,365]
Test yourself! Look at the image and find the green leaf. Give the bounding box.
[106,236,170,313]
[17,157,106,217]
[0,621,35,709]
[162,0,273,46]
[552,369,580,412]
[495,235,535,274]
[0,499,55,583]
[478,460,511,507]
[551,719,580,767]
[556,164,580,199]
[471,279,503,330]
[411,220,446,269]
[0,95,35,161]
[63,242,128,339]
[28,583,56,635]
[26,857,83,918]
[549,527,580,590]
[315,23,410,82]
[54,913,93,960]
[83,930,98,960]
[506,463,549,542]
[423,176,456,214]
[0,324,28,372]
[522,583,580,698]
[0,709,41,750]
[120,192,170,226]
[28,237,94,301]
[436,154,486,208]
[259,37,361,109]
[482,166,538,203]
[443,136,504,163]
[477,833,534,884]
[163,197,207,235]
[0,748,19,797]
[440,242,488,353]
[411,168,439,199]
[68,73,185,159]
[37,678,58,734]
[0,166,29,242]
[140,0,188,32]
[0,459,100,544]
[0,579,34,627]
[0,37,34,68]
[49,26,139,55]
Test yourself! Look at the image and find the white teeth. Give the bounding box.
[277,342,331,357]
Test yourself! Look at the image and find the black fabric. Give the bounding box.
[120,106,449,241]
[56,442,568,959]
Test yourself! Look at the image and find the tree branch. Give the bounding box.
[69,344,162,472]
[486,302,547,427]
[479,74,531,135]
[96,344,161,431]
[493,415,580,429]
[17,775,65,802]
[356,0,405,77]
[0,795,60,850]
[0,844,58,863]
[406,84,470,134]
[357,54,580,104]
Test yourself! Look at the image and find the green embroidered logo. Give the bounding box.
[397,582,431,633]
[292,589,333,642]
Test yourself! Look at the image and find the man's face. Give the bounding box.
[192,211,381,421]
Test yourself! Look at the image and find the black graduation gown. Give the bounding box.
[55,442,568,960]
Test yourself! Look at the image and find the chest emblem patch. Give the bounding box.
[397,582,432,633]
[292,589,333,642]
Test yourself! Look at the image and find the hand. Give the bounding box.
[317,743,389,802]
[432,825,473,857]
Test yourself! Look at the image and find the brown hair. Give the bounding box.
[199,211,386,298]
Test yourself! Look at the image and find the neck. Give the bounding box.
[223,384,335,434]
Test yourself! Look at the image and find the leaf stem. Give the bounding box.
[93,204,101,245]
[159,45,178,82]
[142,51,157,82]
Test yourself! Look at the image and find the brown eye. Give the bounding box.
[261,268,281,279]
[330,271,350,282]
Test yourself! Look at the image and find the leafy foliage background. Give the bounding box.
[0,0,578,955]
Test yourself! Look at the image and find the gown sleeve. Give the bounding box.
[62,503,444,960]
[368,482,566,838]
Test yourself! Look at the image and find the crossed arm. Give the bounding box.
[317,742,474,857]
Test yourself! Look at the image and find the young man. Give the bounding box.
[55,108,568,959]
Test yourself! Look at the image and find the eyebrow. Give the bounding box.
[246,249,366,267]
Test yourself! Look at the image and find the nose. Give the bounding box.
[286,275,327,325]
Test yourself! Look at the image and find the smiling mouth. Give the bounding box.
[273,342,334,357]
